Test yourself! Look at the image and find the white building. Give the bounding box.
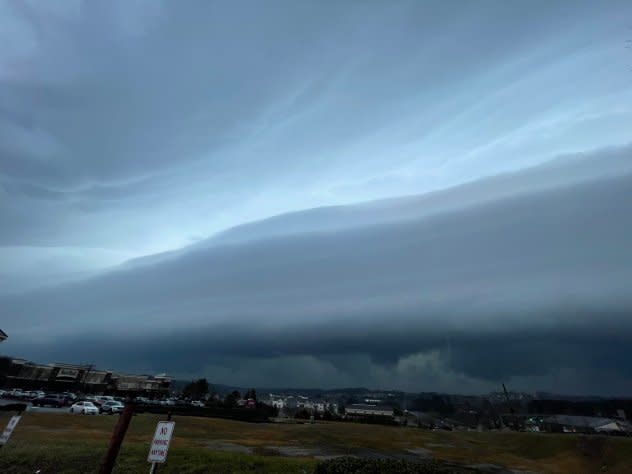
[346,404,393,417]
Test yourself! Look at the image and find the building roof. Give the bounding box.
[51,362,92,370]
[594,421,626,432]
[544,415,620,429]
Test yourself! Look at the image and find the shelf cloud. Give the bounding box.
[2,1,632,393]
[4,148,632,394]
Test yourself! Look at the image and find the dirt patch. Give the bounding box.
[267,445,325,457]
[314,454,353,461]
[407,447,434,459]
[427,443,455,449]
[463,463,513,473]
[575,435,606,459]
[205,441,253,454]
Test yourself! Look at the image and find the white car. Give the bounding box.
[70,401,99,415]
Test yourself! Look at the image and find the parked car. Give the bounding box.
[23,390,43,400]
[9,389,25,398]
[96,395,114,405]
[101,401,125,414]
[70,401,99,415]
[191,400,205,407]
[83,396,102,406]
[32,394,67,408]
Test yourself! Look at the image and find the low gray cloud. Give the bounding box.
[3,150,632,394]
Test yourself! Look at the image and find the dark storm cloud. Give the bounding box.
[20,305,632,379]
[3,151,632,394]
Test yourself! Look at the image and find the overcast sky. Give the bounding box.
[2,1,632,394]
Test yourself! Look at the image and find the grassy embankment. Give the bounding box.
[1,412,632,473]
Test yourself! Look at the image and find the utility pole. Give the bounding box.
[81,363,94,394]
[502,383,516,429]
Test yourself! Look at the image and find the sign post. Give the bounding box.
[148,420,175,473]
[98,402,135,474]
[0,415,21,446]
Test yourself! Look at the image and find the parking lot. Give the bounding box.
[1,398,76,414]
[0,394,127,415]
[0,390,183,417]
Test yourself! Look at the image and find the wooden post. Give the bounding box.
[99,403,134,474]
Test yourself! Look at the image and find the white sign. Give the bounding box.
[147,421,175,463]
[0,415,21,446]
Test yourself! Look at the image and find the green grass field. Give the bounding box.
[1,412,631,473]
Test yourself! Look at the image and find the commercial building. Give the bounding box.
[0,358,171,397]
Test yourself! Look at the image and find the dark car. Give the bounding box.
[32,394,68,408]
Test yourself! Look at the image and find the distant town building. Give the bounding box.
[543,415,632,434]
[267,394,286,410]
[346,404,393,418]
[264,393,339,416]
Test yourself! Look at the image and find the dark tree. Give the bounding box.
[295,408,311,419]
[182,378,210,400]
[224,390,241,408]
